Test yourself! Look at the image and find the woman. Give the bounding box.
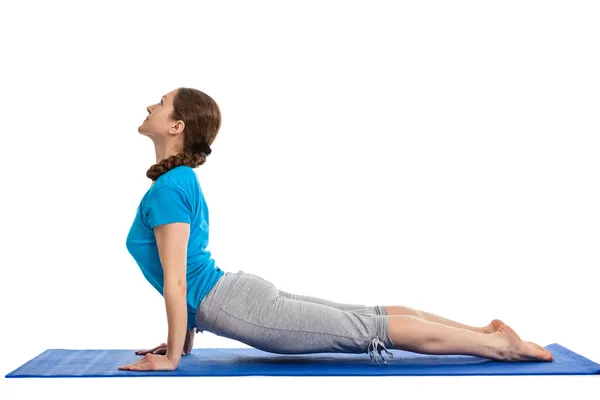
[119,88,553,371]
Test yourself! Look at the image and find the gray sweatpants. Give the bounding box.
[194,270,395,365]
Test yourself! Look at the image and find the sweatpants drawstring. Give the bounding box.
[367,337,394,366]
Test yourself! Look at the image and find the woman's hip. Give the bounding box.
[195,270,277,333]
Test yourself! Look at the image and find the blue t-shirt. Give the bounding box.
[125,165,225,331]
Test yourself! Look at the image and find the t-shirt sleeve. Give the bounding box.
[146,186,192,229]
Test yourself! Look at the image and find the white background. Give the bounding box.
[1,0,598,398]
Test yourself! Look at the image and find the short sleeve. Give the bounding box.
[146,186,192,229]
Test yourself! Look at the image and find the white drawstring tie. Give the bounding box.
[367,337,394,366]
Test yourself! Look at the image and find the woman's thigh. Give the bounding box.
[211,271,394,362]
[244,272,387,315]
[277,289,387,316]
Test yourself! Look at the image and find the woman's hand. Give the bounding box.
[135,342,168,356]
[136,327,195,357]
[119,353,177,371]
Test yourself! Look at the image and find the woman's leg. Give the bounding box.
[387,315,553,361]
[383,305,504,334]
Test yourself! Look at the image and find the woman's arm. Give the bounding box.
[154,222,191,367]
[183,327,195,355]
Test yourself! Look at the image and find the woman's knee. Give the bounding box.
[384,305,424,318]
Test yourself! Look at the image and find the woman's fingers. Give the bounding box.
[119,358,144,370]
[120,358,148,370]
[136,342,167,355]
[122,354,153,370]
[151,343,167,352]
[120,353,170,371]
[136,347,156,355]
[150,346,187,356]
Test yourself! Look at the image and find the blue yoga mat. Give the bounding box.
[5,343,599,378]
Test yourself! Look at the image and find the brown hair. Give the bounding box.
[146,87,221,181]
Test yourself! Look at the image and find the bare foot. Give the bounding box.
[483,319,506,334]
[495,324,553,362]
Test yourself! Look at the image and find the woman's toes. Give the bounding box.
[496,325,552,361]
[525,341,553,361]
[517,340,552,361]
[525,341,545,352]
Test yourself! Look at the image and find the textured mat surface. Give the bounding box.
[5,343,600,377]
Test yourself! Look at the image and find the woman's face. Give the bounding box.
[138,88,182,138]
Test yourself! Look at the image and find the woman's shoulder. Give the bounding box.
[152,166,199,196]
[176,165,199,180]
[159,165,197,184]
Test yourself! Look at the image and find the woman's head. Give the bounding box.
[138,87,221,181]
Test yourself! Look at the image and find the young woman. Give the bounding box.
[119,88,553,371]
